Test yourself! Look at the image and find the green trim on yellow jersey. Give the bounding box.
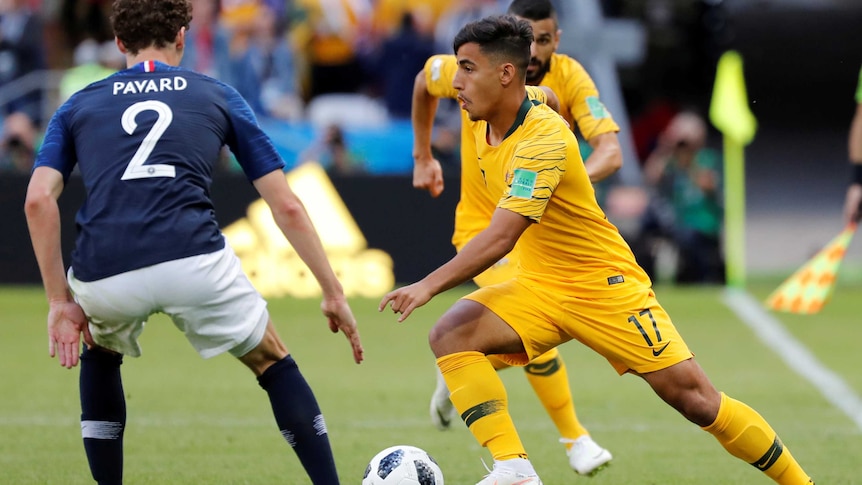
[503,96,538,140]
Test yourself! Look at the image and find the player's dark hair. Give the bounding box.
[507,0,557,24]
[453,15,533,76]
[111,0,192,55]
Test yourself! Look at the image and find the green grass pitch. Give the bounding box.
[1,281,859,484]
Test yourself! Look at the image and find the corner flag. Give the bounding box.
[710,51,758,145]
[709,50,758,289]
[765,223,858,314]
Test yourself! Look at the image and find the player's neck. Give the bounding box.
[125,48,182,68]
[486,87,528,146]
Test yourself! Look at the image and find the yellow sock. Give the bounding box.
[438,351,527,461]
[703,393,813,484]
[522,348,588,443]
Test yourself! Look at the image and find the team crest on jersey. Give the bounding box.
[509,168,537,199]
[586,96,609,119]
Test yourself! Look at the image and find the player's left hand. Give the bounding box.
[47,300,93,369]
[321,296,364,364]
[378,282,433,322]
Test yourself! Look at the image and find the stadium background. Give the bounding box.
[1,0,861,282]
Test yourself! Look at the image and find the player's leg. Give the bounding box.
[69,268,148,485]
[488,349,611,474]
[162,247,341,485]
[520,348,612,475]
[79,346,126,485]
[431,294,548,483]
[237,320,340,485]
[586,289,813,484]
[641,359,813,484]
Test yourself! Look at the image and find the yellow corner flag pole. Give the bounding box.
[709,51,758,289]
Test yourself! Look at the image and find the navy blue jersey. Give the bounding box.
[34,61,285,281]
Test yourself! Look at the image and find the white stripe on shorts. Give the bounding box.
[81,420,124,440]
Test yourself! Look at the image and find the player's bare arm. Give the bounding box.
[25,166,95,368]
[379,208,530,321]
[253,170,364,364]
[538,86,560,114]
[584,131,622,183]
[411,69,445,197]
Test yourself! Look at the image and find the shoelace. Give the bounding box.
[479,456,493,476]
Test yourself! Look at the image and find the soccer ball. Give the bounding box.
[362,445,444,485]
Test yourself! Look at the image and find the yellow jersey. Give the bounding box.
[424,54,549,249]
[423,54,619,249]
[470,97,650,296]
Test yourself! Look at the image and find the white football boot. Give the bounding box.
[475,458,543,485]
[429,367,457,430]
[560,435,613,475]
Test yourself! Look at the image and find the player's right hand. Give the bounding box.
[413,157,444,197]
[321,296,364,364]
[47,300,93,369]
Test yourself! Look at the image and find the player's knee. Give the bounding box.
[658,381,720,426]
[428,316,469,357]
[238,324,288,375]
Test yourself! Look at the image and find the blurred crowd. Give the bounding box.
[0,0,538,173]
[0,0,730,283]
[0,0,729,171]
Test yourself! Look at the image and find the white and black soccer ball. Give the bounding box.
[362,445,444,485]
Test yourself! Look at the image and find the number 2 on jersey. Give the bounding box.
[120,100,175,180]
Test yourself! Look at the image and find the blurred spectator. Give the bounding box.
[182,0,230,79]
[59,39,124,102]
[369,0,451,42]
[632,110,724,284]
[0,0,46,124]
[630,97,679,164]
[59,0,112,45]
[0,110,36,172]
[433,0,503,53]
[246,3,303,121]
[300,124,365,175]
[218,0,272,115]
[289,0,373,102]
[371,11,435,119]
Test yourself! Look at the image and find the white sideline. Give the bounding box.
[722,288,862,431]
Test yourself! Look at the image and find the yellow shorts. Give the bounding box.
[463,279,693,375]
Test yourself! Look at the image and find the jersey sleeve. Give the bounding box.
[498,115,568,223]
[33,103,77,182]
[221,84,285,181]
[423,55,459,99]
[560,57,620,140]
[525,86,547,105]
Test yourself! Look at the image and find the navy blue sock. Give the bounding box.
[257,355,339,485]
[79,347,125,485]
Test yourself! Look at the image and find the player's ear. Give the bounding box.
[499,62,516,87]
[115,37,128,55]
[554,28,562,50]
[176,26,186,50]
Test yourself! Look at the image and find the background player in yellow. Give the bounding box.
[843,64,862,224]
[388,14,814,485]
[411,0,617,475]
